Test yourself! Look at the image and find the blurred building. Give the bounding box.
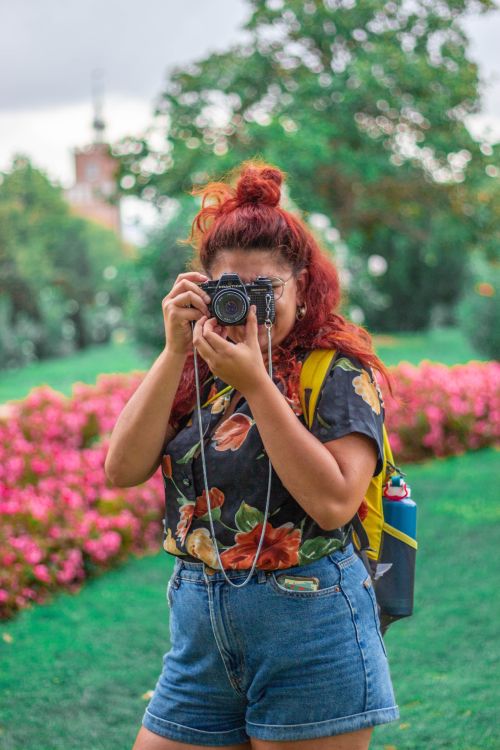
[64,97,123,238]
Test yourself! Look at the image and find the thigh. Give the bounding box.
[250,727,373,750]
[133,725,252,750]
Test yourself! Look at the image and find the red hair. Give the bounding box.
[169,159,395,427]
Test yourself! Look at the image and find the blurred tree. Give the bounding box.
[0,155,128,367]
[120,196,196,359]
[456,248,500,359]
[114,0,498,331]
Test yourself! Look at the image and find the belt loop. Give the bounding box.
[257,569,267,584]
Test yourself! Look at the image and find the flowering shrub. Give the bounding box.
[0,359,499,620]
[383,360,500,462]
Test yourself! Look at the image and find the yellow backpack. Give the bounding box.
[299,348,417,632]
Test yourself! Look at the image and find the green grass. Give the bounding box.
[373,325,487,368]
[0,341,152,405]
[0,326,487,404]
[0,447,498,750]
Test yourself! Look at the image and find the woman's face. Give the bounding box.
[207,249,307,354]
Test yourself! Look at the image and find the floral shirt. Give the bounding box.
[160,350,385,572]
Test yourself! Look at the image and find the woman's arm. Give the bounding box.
[245,375,378,531]
[104,347,187,487]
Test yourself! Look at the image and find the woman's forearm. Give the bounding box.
[104,347,187,487]
[245,374,350,531]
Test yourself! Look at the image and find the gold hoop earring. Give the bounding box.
[295,303,307,321]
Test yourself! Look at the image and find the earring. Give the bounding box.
[295,303,307,320]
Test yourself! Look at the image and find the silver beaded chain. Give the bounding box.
[190,293,274,587]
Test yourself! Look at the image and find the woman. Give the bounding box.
[105,161,400,750]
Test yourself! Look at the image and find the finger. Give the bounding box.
[166,280,212,306]
[166,290,210,316]
[245,305,259,341]
[175,271,210,283]
[192,316,213,350]
[203,317,235,355]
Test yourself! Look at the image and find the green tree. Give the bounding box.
[114,0,498,331]
[0,155,128,367]
[120,196,197,359]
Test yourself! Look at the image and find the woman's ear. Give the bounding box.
[295,268,308,306]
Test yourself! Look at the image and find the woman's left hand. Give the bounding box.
[192,305,268,395]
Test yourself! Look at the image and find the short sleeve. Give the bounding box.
[309,353,385,477]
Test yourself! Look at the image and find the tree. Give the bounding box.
[0,156,127,367]
[114,0,498,330]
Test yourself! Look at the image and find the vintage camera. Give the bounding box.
[198,272,276,326]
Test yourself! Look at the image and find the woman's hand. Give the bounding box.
[162,272,212,355]
[192,305,269,396]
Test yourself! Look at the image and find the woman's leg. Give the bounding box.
[132,724,252,750]
[250,726,373,750]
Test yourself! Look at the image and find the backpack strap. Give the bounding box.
[299,349,338,428]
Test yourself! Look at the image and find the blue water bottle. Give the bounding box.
[382,475,417,541]
[376,473,418,623]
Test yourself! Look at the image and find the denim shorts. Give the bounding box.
[141,542,400,745]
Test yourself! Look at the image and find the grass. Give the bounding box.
[0,446,498,750]
[0,326,487,405]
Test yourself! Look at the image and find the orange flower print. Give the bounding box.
[352,370,381,415]
[357,498,369,522]
[219,521,302,570]
[176,503,195,545]
[161,454,172,479]
[207,382,218,401]
[211,392,231,414]
[163,527,187,555]
[194,487,225,518]
[185,528,220,569]
[212,413,254,451]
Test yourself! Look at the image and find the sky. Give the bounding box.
[1,1,499,241]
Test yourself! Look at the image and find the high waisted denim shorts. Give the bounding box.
[142,542,399,745]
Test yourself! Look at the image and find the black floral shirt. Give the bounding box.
[160,350,385,572]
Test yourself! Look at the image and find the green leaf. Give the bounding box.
[197,506,221,522]
[298,536,344,564]
[332,357,361,373]
[234,501,264,532]
[176,441,201,464]
[316,412,331,429]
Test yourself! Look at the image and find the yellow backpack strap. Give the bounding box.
[299,349,337,428]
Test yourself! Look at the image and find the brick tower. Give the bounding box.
[65,75,122,237]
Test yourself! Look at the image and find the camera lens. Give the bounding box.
[213,289,248,325]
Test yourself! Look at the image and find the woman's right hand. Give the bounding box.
[162,272,213,355]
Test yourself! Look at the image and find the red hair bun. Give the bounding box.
[235,165,282,207]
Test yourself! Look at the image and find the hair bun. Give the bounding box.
[235,165,282,208]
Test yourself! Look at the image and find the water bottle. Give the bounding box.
[376,473,417,623]
[382,474,417,541]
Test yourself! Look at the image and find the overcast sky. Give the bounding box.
[1,1,498,213]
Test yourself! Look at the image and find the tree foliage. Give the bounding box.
[0,156,128,367]
[115,0,499,331]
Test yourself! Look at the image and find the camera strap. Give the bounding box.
[191,292,275,587]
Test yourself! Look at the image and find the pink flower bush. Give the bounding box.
[0,360,499,620]
[381,360,500,462]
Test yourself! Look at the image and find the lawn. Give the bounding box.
[0,325,486,404]
[0,447,498,750]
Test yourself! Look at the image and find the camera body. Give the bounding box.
[198,273,276,326]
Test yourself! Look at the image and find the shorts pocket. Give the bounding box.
[268,556,342,598]
[362,575,388,658]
